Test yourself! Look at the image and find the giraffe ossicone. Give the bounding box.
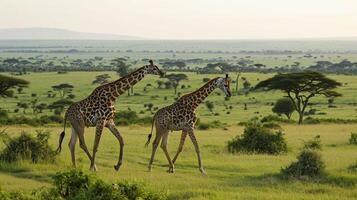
[56,60,164,172]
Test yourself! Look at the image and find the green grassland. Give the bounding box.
[0,124,357,199]
[1,71,357,124]
[1,46,357,199]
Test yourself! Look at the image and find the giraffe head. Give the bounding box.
[144,60,165,77]
[217,74,232,97]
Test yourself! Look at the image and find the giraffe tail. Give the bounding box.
[145,113,157,147]
[56,113,67,153]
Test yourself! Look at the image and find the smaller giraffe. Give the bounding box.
[145,74,231,175]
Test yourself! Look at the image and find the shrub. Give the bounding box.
[114,110,151,125]
[303,135,322,150]
[272,98,295,119]
[260,114,294,124]
[0,130,56,163]
[349,132,357,145]
[197,120,225,130]
[227,121,287,154]
[281,149,325,179]
[51,169,166,200]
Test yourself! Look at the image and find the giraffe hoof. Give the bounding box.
[90,164,97,172]
[114,164,121,171]
[199,168,206,176]
[167,167,175,173]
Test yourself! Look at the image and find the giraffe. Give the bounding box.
[145,74,231,175]
[56,60,164,171]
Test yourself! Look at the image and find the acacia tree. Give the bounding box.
[0,74,29,98]
[165,73,188,95]
[52,83,74,98]
[92,74,111,85]
[255,71,341,124]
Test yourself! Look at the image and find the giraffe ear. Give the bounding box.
[149,60,153,66]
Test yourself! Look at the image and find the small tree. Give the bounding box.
[92,74,111,85]
[165,73,188,94]
[272,98,295,119]
[255,71,341,124]
[0,74,29,98]
[52,83,74,98]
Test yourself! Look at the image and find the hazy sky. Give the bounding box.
[1,0,357,39]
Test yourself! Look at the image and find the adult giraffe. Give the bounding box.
[57,60,164,171]
[145,74,231,175]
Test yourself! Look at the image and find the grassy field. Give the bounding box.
[1,53,357,199]
[0,124,357,199]
[1,71,357,124]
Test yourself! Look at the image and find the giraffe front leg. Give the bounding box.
[188,131,206,175]
[91,120,105,171]
[172,131,187,164]
[107,121,124,171]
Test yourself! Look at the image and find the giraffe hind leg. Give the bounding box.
[161,130,175,173]
[72,120,93,166]
[68,127,78,167]
[148,126,163,172]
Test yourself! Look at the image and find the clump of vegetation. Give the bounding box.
[227,120,287,154]
[197,120,225,130]
[281,149,325,179]
[0,130,57,163]
[0,169,167,200]
[114,110,151,125]
[272,98,295,119]
[347,162,357,174]
[349,132,357,145]
[281,136,325,179]
[302,135,322,150]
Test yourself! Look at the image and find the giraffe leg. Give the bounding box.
[107,121,124,171]
[68,127,78,167]
[160,130,175,173]
[90,120,105,171]
[172,131,187,164]
[188,131,206,175]
[148,127,163,172]
[73,121,93,164]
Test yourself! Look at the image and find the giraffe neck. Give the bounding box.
[108,67,147,99]
[181,78,219,110]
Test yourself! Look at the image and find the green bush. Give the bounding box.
[114,110,151,125]
[281,149,325,179]
[197,120,225,130]
[227,121,287,154]
[303,135,322,150]
[349,132,357,145]
[0,130,56,163]
[51,169,166,200]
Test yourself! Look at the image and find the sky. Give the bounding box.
[1,0,357,39]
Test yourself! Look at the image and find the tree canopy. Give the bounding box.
[255,71,341,124]
[165,73,188,94]
[0,74,29,98]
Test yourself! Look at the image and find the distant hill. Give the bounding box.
[0,28,144,40]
